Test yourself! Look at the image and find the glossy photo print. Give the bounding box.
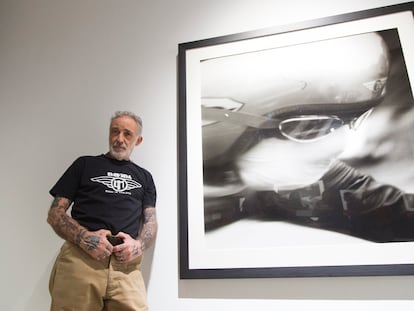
[178,2,414,278]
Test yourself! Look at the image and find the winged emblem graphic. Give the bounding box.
[91,176,142,192]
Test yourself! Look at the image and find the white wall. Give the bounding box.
[1,0,413,310]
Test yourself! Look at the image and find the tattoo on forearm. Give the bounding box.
[137,207,157,251]
[48,196,87,245]
[60,214,77,231]
[76,229,87,245]
[132,244,140,256]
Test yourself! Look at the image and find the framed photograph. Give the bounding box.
[178,2,414,279]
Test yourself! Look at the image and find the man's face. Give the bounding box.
[201,32,389,191]
[109,116,142,161]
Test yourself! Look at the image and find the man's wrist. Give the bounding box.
[136,238,145,251]
[75,229,88,246]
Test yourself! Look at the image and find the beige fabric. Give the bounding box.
[49,242,148,311]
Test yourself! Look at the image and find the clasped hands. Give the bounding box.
[79,229,143,262]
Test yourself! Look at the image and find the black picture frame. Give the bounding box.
[178,2,414,279]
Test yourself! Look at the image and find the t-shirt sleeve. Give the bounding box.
[49,157,85,200]
[143,171,157,209]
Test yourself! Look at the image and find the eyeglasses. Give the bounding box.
[278,109,373,142]
[202,106,373,142]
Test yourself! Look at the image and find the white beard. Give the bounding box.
[109,147,129,161]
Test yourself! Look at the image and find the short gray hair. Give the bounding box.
[111,111,143,134]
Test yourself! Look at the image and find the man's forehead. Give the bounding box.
[110,116,138,131]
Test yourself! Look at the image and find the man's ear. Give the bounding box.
[135,136,143,146]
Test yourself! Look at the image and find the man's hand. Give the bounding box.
[48,197,112,261]
[112,232,142,263]
[78,229,114,261]
[112,207,157,263]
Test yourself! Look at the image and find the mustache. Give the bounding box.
[111,142,126,150]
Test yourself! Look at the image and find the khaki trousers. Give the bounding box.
[49,241,148,311]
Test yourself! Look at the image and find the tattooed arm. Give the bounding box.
[47,196,113,260]
[112,206,157,262]
[137,206,158,251]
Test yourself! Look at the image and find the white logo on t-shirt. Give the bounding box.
[91,172,141,194]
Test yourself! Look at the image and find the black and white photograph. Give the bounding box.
[179,4,414,278]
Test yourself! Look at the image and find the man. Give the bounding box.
[201,31,414,242]
[47,111,157,311]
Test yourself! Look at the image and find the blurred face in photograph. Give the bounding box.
[201,32,389,191]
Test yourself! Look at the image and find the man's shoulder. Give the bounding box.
[130,161,152,175]
[68,154,106,168]
[75,154,105,161]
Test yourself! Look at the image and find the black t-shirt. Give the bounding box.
[49,154,156,237]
